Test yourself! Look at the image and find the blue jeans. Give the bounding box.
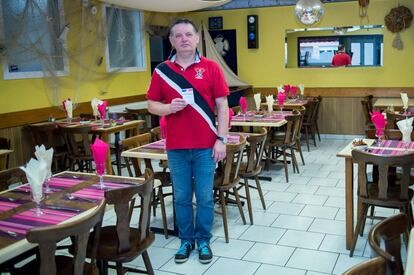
[167,148,216,245]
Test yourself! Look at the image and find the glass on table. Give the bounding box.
[375,128,384,146]
[95,163,105,189]
[32,189,44,216]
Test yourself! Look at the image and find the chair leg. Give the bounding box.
[142,250,155,275]
[243,178,253,225]
[255,176,266,210]
[291,148,299,174]
[283,149,289,183]
[315,121,321,141]
[158,187,169,239]
[305,127,310,152]
[350,204,368,257]
[220,191,229,243]
[116,262,124,275]
[234,188,246,225]
[311,125,317,147]
[296,139,305,165]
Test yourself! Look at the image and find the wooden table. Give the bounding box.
[231,111,289,127]
[336,139,414,250]
[373,98,414,110]
[0,150,13,171]
[46,119,145,175]
[0,171,154,265]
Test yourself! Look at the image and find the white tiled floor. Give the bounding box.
[101,138,409,274]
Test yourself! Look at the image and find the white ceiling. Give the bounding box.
[207,0,355,10]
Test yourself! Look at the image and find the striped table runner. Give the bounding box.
[0,174,134,245]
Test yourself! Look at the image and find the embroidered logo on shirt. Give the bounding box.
[194,67,205,79]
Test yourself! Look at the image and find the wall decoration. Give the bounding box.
[209,29,238,75]
[384,5,412,50]
[295,0,324,26]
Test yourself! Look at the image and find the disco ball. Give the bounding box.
[295,0,324,26]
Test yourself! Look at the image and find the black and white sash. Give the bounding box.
[155,63,217,135]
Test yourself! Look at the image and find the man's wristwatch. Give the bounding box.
[217,136,228,144]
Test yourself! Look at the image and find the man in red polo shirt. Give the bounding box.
[146,18,229,264]
[332,45,352,66]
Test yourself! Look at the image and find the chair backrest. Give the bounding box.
[119,133,153,177]
[0,137,11,170]
[368,213,409,275]
[385,129,414,140]
[386,111,407,129]
[283,113,302,145]
[364,95,374,113]
[303,98,317,124]
[60,126,93,159]
[104,169,154,253]
[26,199,106,275]
[27,123,65,150]
[313,95,322,120]
[352,149,414,201]
[216,137,246,189]
[343,257,386,275]
[242,128,267,175]
[0,137,10,150]
[125,107,154,133]
[150,126,162,142]
[0,167,27,191]
[361,100,372,127]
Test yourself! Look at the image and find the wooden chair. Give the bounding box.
[301,98,318,151]
[119,133,172,238]
[0,167,27,191]
[294,106,306,165]
[214,137,247,243]
[12,199,106,275]
[343,257,386,275]
[91,169,155,275]
[60,126,94,173]
[368,213,410,275]
[26,123,67,172]
[237,128,267,225]
[0,137,11,170]
[349,150,414,257]
[125,107,155,134]
[267,113,302,182]
[149,127,169,172]
[385,129,414,140]
[385,111,410,130]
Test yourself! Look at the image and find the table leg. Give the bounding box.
[100,133,113,175]
[345,157,354,250]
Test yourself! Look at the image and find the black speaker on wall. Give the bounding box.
[247,15,258,49]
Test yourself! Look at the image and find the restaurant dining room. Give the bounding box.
[0,0,414,274]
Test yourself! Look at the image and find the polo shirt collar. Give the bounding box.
[168,49,201,64]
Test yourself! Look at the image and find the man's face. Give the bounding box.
[169,23,199,54]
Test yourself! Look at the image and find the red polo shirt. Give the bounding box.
[332,53,351,66]
[146,56,229,150]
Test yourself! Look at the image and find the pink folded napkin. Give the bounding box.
[290,86,297,98]
[90,138,108,175]
[370,111,387,136]
[277,91,286,109]
[97,101,108,120]
[228,108,234,128]
[160,116,167,139]
[283,85,291,94]
[239,97,247,114]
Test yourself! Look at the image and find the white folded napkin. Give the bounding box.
[63,99,73,119]
[298,84,305,96]
[277,85,284,94]
[266,95,275,112]
[34,145,54,179]
[20,158,47,203]
[397,117,413,143]
[401,93,409,111]
[91,98,100,117]
[253,93,262,111]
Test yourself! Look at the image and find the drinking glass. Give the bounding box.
[95,163,105,189]
[375,128,384,146]
[44,169,52,194]
[32,189,44,216]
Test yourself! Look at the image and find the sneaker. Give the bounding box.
[198,242,213,264]
[174,241,194,263]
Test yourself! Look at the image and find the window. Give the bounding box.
[105,6,146,72]
[0,0,68,80]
